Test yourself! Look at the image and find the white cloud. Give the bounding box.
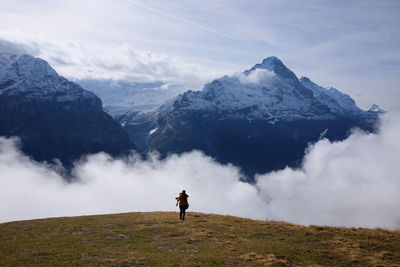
[256,112,400,229]
[235,68,277,87]
[0,34,231,91]
[0,39,38,55]
[1,113,400,229]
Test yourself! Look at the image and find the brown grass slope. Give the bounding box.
[0,212,400,266]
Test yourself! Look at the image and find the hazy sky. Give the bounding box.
[1,0,399,109]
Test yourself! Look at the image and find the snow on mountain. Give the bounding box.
[152,57,336,122]
[0,53,96,101]
[0,53,57,79]
[137,56,378,124]
[299,76,360,114]
[76,79,184,117]
[367,104,385,113]
[243,56,300,82]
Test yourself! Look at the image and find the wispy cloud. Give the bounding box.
[122,0,231,39]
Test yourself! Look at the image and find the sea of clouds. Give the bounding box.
[1,112,399,229]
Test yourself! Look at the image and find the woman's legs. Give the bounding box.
[179,206,186,220]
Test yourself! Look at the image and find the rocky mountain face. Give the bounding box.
[0,53,135,167]
[122,57,380,180]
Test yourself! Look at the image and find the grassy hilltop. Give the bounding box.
[1,212,400,266]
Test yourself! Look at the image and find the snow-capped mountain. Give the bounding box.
[0,53,95,102]
[0,53,135,167]
[163,57,332,122]
[123,57,379,179]
[127,57,374,123]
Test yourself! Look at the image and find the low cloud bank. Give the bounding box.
[1,113,399,229]
[0,142,263,223]
[257,112,400,229]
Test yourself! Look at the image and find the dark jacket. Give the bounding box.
[176,193,189,207]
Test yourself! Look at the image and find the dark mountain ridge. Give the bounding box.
[0,53,135,167]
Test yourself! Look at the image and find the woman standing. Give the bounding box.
[175,190,189,221]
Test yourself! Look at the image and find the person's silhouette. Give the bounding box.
[175,190,189,221]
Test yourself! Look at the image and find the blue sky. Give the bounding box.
[1,0,399,110]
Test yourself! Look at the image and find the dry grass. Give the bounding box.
[0,212,400,266]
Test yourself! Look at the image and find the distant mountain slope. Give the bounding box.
[299,76,359,114]
[0,53,135,167]
[1,212,399,266]
[123,57,380,179]
[76,79,184,118]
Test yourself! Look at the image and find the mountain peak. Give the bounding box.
[16,54,58,78]
[0,53,58,81]
[299,76,312,83]
[261,56,283,65]
[367,104,385,113]
[244,56,298,82]
[0,53,96,102]
[249,56,285,72]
